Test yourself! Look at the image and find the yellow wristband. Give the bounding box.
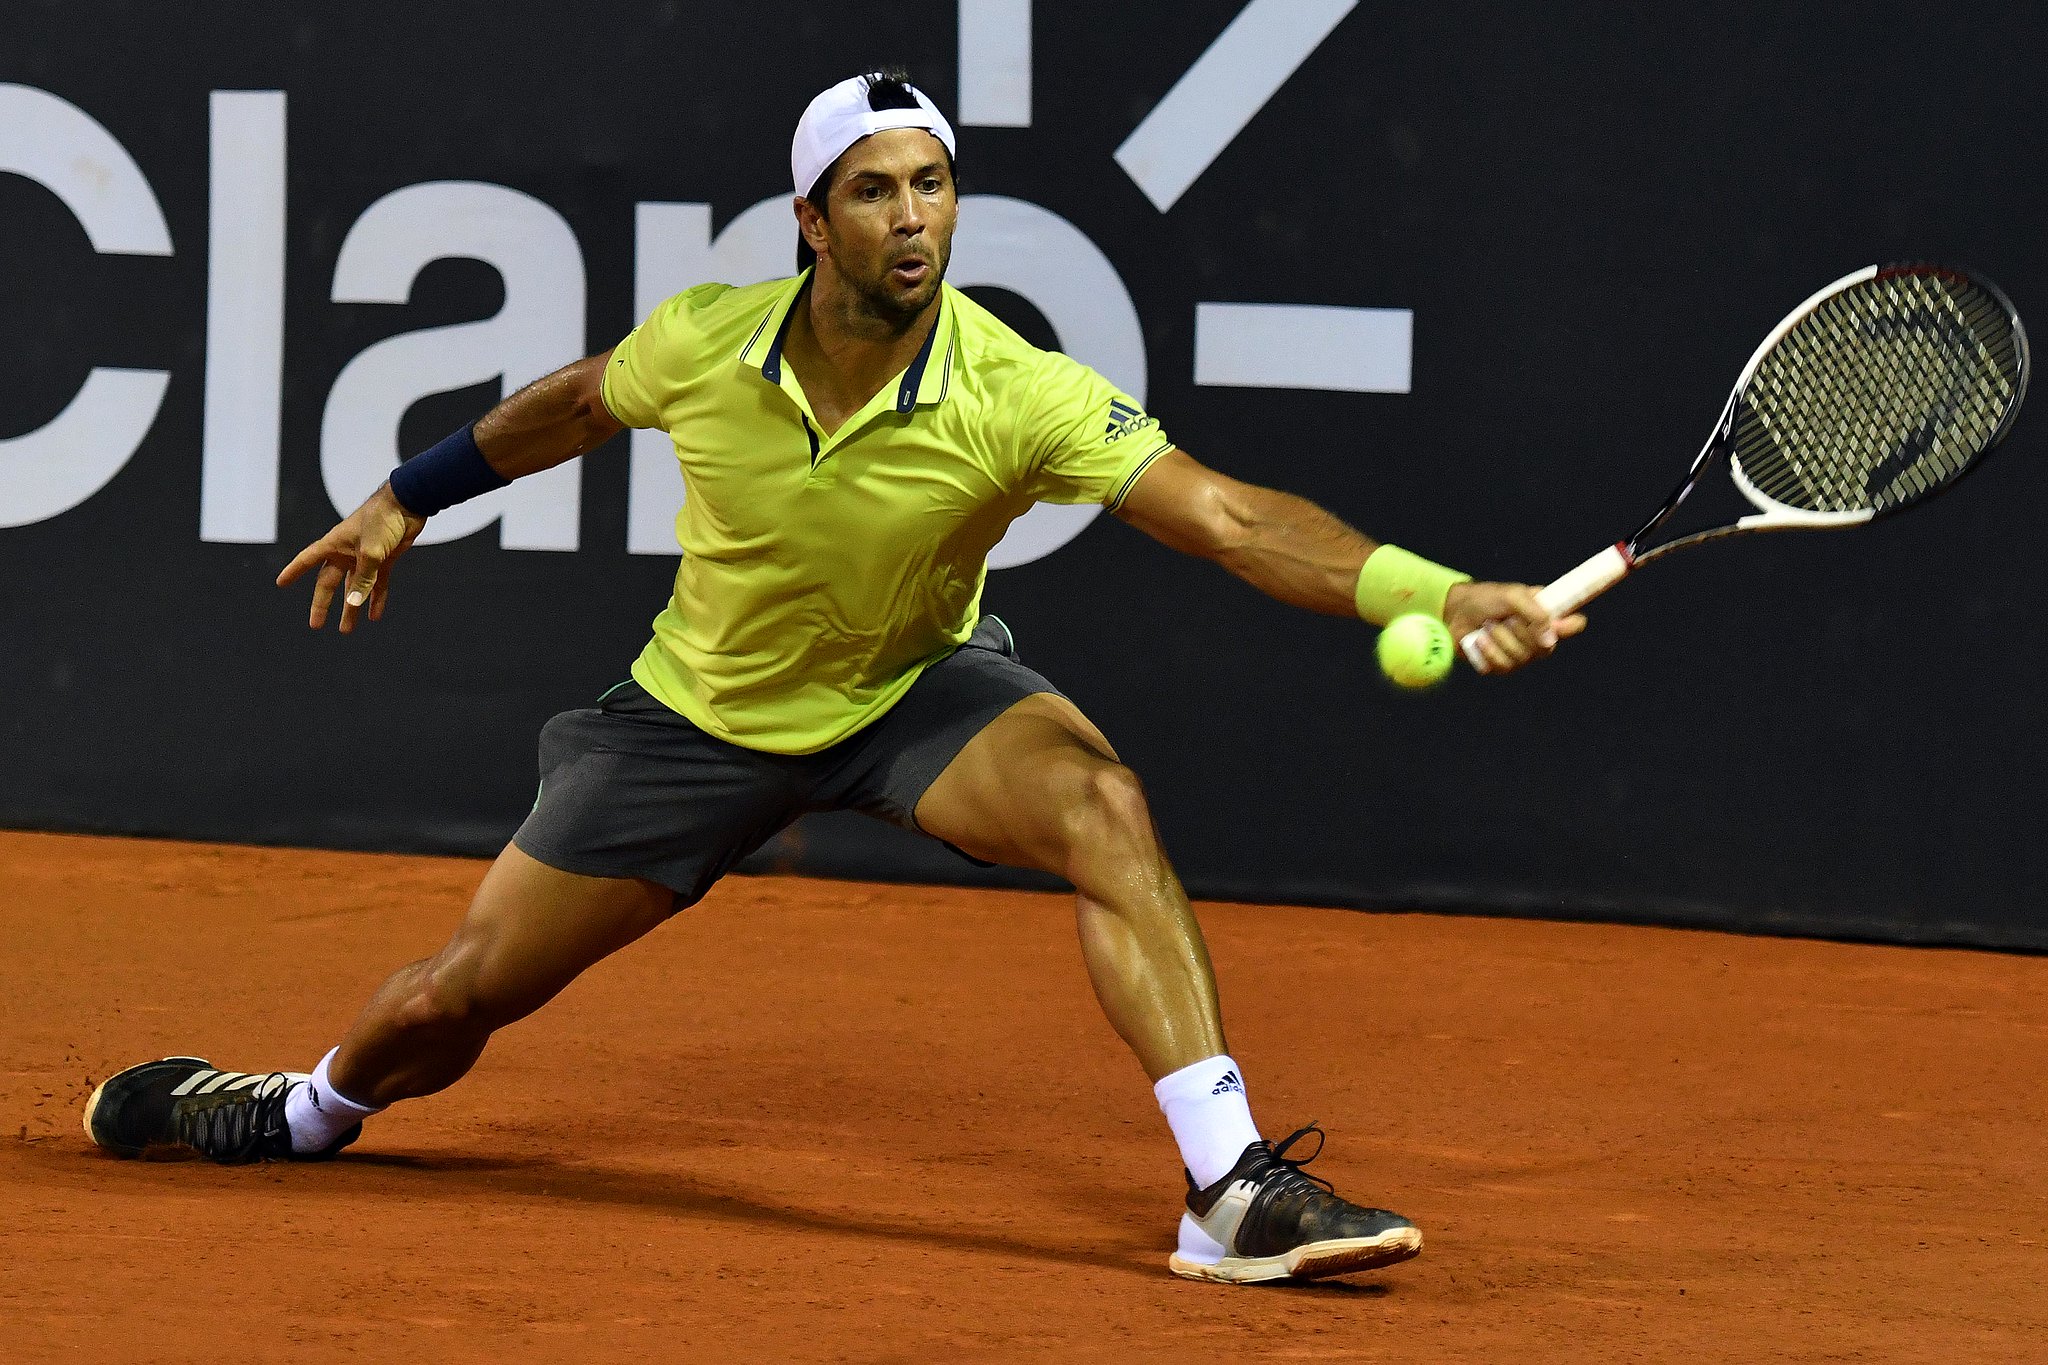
[1353,545,1472,625]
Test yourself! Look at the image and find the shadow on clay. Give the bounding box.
[35,1140,1410,1293]
[337,1151,1407,1293]
[328,1148,1166,1279]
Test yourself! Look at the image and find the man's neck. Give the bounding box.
[785,269,940,433]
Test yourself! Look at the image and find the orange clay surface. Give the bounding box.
[4,830,2047,1363]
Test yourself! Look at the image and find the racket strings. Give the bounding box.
[1733,271,2021,515]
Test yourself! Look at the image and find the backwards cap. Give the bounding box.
[791,73,957,198]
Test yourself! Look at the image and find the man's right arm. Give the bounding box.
[277,348,625,633]
[466,348,623,483]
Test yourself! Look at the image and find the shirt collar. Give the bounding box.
[738,271,957,414]
[737,270,810,381]
[898,287,957,412]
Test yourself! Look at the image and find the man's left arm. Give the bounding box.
[1111,448,1583,674]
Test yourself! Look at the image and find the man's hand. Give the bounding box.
[1443,582,1587,675]
[276,484,426,633]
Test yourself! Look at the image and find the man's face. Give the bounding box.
[804,128,957,325]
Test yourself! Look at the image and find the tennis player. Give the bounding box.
[85,71,1581,1284]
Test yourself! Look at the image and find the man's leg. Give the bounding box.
[914,690,1422,1284]
[86,677,784,1164]
[84,843,676,1162]
[914,692,1222,1081]
[914,692,1253,1189]
[325,843,675,1107]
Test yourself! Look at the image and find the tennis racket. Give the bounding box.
[1462,262,2030,670]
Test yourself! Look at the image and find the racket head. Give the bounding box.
[1725,262,2029,523]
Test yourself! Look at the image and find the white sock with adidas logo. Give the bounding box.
[283,1047,383,1154]
[1154,1054,1261,1189]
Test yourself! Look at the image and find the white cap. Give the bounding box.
[791,74,957,198]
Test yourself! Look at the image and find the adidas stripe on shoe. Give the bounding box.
[1169,1123,1421,1284]
[83,1057,359,1164]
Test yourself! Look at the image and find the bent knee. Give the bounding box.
[393,944,525,1036]
[1055,760,1159,860]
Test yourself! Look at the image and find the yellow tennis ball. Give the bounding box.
[1376,612,1454,689]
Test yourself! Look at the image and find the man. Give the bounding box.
[85,71,1580,1285]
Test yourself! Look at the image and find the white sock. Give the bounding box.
[284,1048,383,1154]
[1154,1054,1262,1189]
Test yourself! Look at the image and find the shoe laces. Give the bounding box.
[170,1073,293,1162]
[1264,1121,1335,1195]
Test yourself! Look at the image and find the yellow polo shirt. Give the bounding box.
[601,272,1172,754]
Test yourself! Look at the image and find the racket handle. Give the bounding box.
[1535,542,1633,617]
[1458,543,1631,671]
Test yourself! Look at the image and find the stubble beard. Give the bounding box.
[852,249,948,332]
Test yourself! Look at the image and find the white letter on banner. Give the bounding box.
[1195,303,1412,394]
[321,181,585,549]
[200,91,288,544]
[1115,0,1357,213]
[625,196,791,555]
[0,84,172,528]
[946,196,1145,569]
[959,0,1033,128]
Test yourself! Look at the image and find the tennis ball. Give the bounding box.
[1376,613,1454,690]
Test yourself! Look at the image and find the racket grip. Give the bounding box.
[1536,543,1632,617]
[1458,543,1631,671]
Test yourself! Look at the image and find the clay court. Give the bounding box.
[2,830,2042,1362]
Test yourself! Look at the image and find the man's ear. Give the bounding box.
[794,195,829,257]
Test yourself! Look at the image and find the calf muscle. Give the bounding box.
[917,694,1227,1079]
[328,844,673,1107]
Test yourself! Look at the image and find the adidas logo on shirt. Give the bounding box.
[1211,1068,1244,1096]
[1103,397,1157,443]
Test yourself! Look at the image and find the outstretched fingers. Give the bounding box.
[309,559,347,629]
[280,487,422,632]
[367,522,421,623]
[277,536,334,589]
[338,551,385,634]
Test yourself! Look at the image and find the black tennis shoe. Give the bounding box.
[1169,1123,1422,1283]
[83,1056,358,1164]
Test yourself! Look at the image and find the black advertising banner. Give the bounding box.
[4,3,2045,946]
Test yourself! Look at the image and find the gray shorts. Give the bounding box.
[511,616,1059,904]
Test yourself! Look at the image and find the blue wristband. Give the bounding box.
[388,423,508,517]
